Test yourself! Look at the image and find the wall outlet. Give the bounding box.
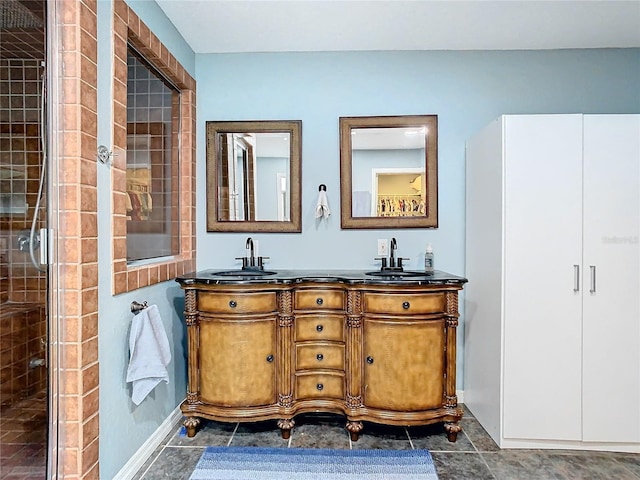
[377,239,388,256]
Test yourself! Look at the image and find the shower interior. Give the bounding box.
[0,0,48,478]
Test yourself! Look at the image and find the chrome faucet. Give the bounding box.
[389,237,398,268]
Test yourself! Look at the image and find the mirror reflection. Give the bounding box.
[206,120,302,233]
[351,127,426,217]
[340,115,438,229]
[217,132,291,221]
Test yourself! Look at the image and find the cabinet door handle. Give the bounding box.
[573,265,580,292]
[316,383,324,391]
[316,324,323,332]
[266,354,274,363]
[316,297,323,305]
[402,301,410,310]
[316,353,323,361]
[590,265,596,293]
[229,300,237,308]
[366,356,374,364]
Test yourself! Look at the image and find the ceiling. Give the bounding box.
[0,0,45,60]
[156,0,640,54]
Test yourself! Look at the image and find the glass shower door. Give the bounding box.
[0,1,49,478]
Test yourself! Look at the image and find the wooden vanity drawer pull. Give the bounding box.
[295,373,344,399]
[295,315,344,342]
[266,354,274,363]
[295,344,345,370]
[294,290,344,310]
[199,292,277,314]
[363,292,445,314]
[366,356,374,364]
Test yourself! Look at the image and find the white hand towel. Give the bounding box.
[126,304,171,405]
[315,190,331,219]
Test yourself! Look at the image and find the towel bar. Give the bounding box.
[130,301,148,315]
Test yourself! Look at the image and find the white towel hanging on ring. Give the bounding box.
[126,304,171,405]
[315,190,331,220]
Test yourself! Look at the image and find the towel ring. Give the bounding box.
[318,184,327,191]
[131,301,148,315]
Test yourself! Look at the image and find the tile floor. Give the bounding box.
[0,390,47,479]
[133,406,640,480]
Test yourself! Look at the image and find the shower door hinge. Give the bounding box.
[39,228,50,266]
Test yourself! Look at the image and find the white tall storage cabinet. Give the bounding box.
[464,114,640,453]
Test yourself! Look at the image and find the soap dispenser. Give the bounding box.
[424,243,434,274]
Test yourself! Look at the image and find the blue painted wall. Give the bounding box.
[196,49,639,271]
[96,1,194,478]
[195,48,640,393]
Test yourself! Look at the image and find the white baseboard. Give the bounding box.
[113,406,182,480]
[457,389,464,404]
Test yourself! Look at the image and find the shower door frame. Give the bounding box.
[45,0,59,477]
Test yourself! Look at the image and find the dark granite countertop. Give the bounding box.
[175,269,468,286]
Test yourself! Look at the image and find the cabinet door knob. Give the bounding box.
[316,324,323,332]
[402,301,410,310]
[316,383,324,391]
[366,356,374,364]
[266,354,274,363]
[316,353,324,361]
[316,297,324,305]
[229,300,237,308]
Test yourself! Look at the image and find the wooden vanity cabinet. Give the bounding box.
[356,289,462,441]
[179,280,463,442]
[363,319,445,412]
[199,317,276,407]
[361,292,447,412]
[181,288,281,436]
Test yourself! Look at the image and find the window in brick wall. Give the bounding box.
[125,47,180,263]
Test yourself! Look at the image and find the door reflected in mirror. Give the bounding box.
[340,115,438,229]
[206,121,301,232]
[217,132,290,222]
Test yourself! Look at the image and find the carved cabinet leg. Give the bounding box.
[346,421,363,441]
[277,418,295,439]
[184,417,200,438]
[444,422,462,442]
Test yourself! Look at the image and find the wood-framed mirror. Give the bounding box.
[206,120,302,232]
[339,115,438,229]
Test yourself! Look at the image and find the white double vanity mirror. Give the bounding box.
[206,120,302,232]
[340,115,438,229]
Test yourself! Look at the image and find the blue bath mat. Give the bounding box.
[189,446,438,479]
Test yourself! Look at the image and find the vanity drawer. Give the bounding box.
[295,315,345,342]
[198,292,277,314]
[295,372,344,400]
[296,343,345,371]
[295,289,345,311]
[363,292,446,315]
